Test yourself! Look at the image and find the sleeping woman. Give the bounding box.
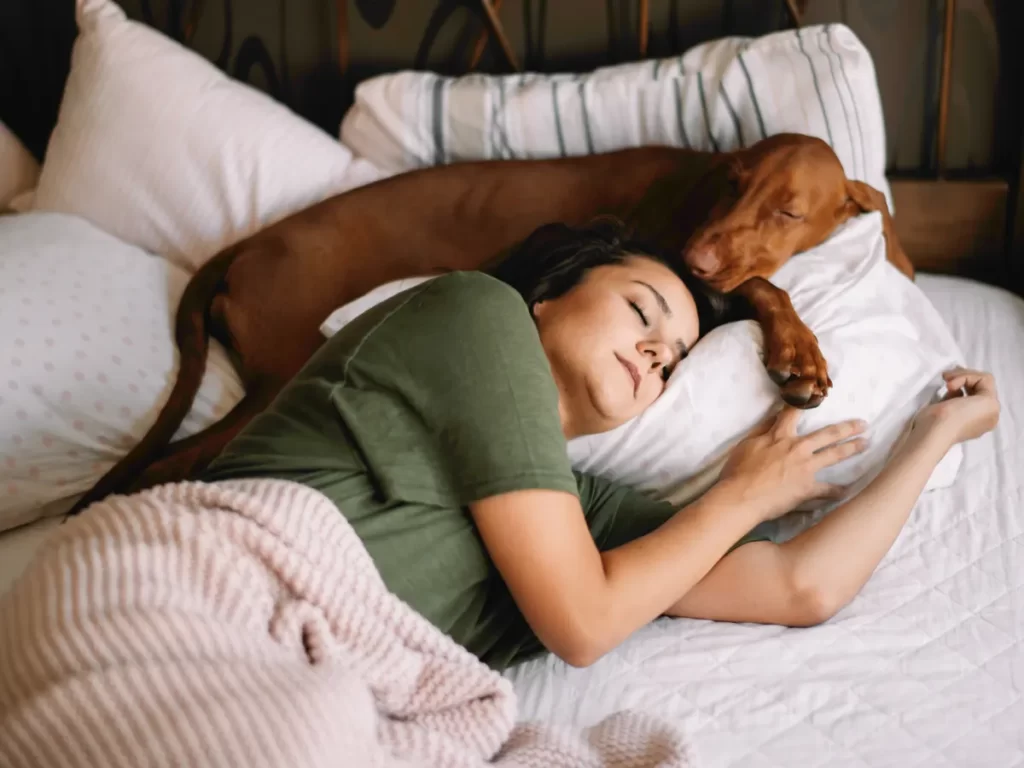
[201,217,1000,671]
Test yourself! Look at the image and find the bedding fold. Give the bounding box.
[0,478,694,767]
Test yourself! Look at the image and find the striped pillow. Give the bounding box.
[340,23,892,207]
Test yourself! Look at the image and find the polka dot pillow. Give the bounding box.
[0,212,243,531]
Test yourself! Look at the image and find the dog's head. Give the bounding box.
[676,133,903,292]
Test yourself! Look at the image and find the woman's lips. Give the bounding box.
[616,353,640,397]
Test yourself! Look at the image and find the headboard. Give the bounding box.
[2,0,1022,295]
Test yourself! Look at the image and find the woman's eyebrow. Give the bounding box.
[632,280,672,317]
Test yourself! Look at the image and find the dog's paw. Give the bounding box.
[765,325,831,409]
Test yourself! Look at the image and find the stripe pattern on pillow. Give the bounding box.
[341,24,892,208]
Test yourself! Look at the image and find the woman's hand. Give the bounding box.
[717,407,868,523]
[913,368,1000,446]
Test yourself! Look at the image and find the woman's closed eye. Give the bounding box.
[629,300,650,327]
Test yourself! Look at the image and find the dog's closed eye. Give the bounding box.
[775,209,805,221]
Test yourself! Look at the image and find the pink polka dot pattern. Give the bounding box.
[0,212,245,529]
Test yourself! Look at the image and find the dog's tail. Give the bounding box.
[66,249,238,516]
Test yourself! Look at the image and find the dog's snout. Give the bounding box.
[686,242,721,277]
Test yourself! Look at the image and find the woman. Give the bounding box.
[201,217,1000,670]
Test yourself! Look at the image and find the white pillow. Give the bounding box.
[0,122,39,210]
[340,23,892,208]
[0,212,244,532]
[320,213,964,529]
[30,0,384,272]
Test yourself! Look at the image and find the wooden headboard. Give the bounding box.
[2,0,1022,295]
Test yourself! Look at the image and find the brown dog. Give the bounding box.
[69,133,912,514]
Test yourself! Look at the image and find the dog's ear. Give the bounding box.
[843,179,887,217]
[843,179,915,280]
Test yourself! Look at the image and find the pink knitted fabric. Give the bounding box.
[0,479,695,767]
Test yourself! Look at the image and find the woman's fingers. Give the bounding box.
[748,406,785,437]
[802,418,868,453]
[943,369,996,396]
[811,482,850,502]
[811,436,869,468]
[942,368,991,399]
[770,405,803,437]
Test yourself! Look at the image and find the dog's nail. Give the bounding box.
[769,368,792,386]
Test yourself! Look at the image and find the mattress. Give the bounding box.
[505,274,1024,767]
[1,274,1021,766]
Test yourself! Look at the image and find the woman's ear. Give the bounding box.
[842,180,916,281]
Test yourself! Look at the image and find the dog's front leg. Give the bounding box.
[731,277,831,409]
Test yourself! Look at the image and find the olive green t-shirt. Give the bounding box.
[202,272,756,670]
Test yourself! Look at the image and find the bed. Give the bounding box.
[1,1,1022,766]
[1,272,1021,767]
[508,272,1024,767]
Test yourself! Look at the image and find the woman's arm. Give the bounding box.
[472,483,762,667]
[471,410,867,667]
[667,368,1001,626]
[666,422,952,625]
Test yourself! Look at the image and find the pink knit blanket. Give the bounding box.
[0,479,695,767]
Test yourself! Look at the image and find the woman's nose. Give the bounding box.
[638,340,673,371]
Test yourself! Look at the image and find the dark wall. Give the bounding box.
[2,0,1019,180]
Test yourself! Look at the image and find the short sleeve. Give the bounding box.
[578,471,774,552]
[331,272,580,507]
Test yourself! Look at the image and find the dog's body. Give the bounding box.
[70,133,913,514]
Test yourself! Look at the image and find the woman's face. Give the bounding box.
[534,256,701,438]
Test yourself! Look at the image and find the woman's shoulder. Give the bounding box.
[391,271,535,338]
[421,271,527,314]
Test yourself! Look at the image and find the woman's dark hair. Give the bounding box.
[489,216,745,339]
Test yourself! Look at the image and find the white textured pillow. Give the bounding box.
[566,213,963,529]
[30,0,383,272]
[341,23,892,208]
[0,213,243,532]
[320,213,963,527]
[0,122,39,210]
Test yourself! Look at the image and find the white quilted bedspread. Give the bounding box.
[506,274,1024,768]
